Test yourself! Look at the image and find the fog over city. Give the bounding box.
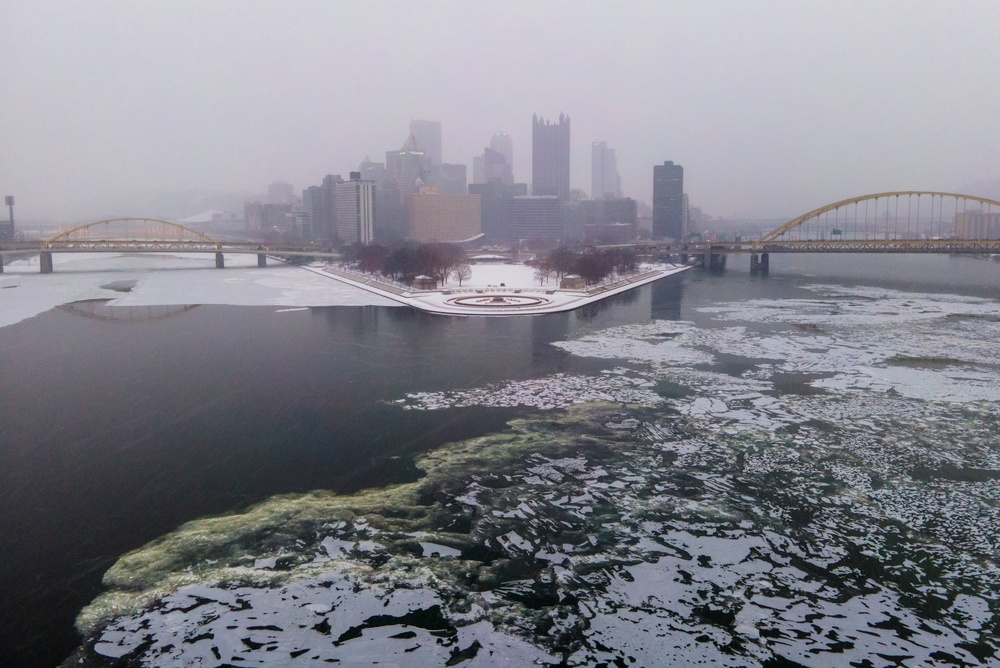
[2,0,998,224]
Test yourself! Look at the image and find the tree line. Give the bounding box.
[532,246,639,285]
[340,242,471,286]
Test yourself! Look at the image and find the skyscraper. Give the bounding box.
[302,185,324,241]
[406,190,481,243]
[489,132,513,176]
[472,155,485,185]
[432,163,468,195]
[386,134,430,198]
[653,161,684,239]
[532,113,570,200]
[359,156,404,243]
[335,172,375,245]
[268,181,295,205]
[409,120,442,166]
[482,147,512,185]
[319,174,343,242]
[591,142,621,199]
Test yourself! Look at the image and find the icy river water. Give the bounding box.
[2,253,1000,667]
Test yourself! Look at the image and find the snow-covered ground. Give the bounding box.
[314,262,690,316]
[0,252,397,329]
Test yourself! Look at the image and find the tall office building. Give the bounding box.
[954,210,1000,239]
[335,172,375,245]
[1,196,13,241]
[652,161,684,240]
[484,147,512,184]
[508,196,563,242]
[681,194,690,239]
[387,134,431,199]
[532,113,570,199]
[359,156,404,243]
[591,142,621,199]
[406,189,481,243]
[409,120,442,166]
[472,155,485,185]
[489,132,513,175]
[469,181,528,244]
[432,163,468,195]
[268,181,295,205]
[244,201,292,234]
[318,174,343,242]
[302,185,324,241]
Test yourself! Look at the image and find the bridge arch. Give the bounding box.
[757,191,1000,246]
[42,218,222,250]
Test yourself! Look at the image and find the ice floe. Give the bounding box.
[72,282,1000,666]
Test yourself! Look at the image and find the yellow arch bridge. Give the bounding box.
[1,193,999,274]
[618,191,1000,272]
[0,218,340,273]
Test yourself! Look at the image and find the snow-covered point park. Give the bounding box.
[0,251,688,327]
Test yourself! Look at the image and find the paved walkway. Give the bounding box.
[302,263,691,316]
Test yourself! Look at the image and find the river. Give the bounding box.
[1,253,998,667]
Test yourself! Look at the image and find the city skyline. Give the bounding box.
[2,2,999,223]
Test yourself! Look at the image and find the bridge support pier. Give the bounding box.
[215,252,225,269]
[0,254,4,274]
[40,252,53,274]
[257,254,267,268]
[709,254,727,271]
[750,252,769,274]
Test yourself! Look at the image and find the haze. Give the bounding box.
[2,0,998,224]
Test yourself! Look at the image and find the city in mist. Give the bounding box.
[2,1,998,225]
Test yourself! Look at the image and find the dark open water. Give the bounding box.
[1,254,999,667]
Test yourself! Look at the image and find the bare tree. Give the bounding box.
[452,263,472,287]
[534,264,550,286]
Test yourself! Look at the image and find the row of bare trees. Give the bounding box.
[532,247,639,286]
[341,242,473,286]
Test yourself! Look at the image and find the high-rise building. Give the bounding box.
[406,189,481,243]
[244,201,292,234]
[954,210,1000,239]
[1,196,13,241]
[469,181,529,244]
[652,161,684,240]
[359,156,404,243]
[302,186,324,241]
[532,113,570,200]
[489,132,513,175]
[409,120,442,166]
[335,172,375,245]
[387,135,431,200]
[508,196,563,241]
[581,197,637,244]
[432,163,468,195]
[591,142,621,199]
[483,147,512,185]
[681,193,690,239]
[268,181,295,205]
[318,174,343,242]
[473,145,513,186]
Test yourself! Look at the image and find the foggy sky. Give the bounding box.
[2,1,999,223]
